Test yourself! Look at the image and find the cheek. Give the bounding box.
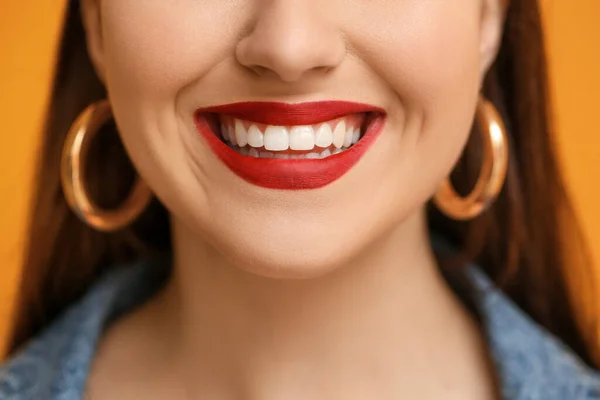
[101,2,238,97]
[350,2,483,192]
[352,2,481,98]
[97,1,247,228]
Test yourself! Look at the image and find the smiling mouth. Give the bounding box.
[194,101,386,190]
[207,112,371,159]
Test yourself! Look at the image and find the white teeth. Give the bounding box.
[264,126,289,151]
[315,124,334,148]
[235,120,248,147]
[220,123,229,142]
[352,128,360,144]
[333,121,346,149]
[247,125,264,148]
[289,126,315,150]
[343,125,353,148]
[229,126,237,144]
[222,124,234,144]
[223,117,363,155]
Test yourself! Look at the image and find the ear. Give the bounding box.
[80,0,106,83]
[479,0,509,83]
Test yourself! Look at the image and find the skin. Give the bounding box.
[81,0,507,398]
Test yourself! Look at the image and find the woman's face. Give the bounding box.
[82,0,505,278]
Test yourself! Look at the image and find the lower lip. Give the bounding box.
[194,114,386,190]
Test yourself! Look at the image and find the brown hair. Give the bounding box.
[6,0,598,366]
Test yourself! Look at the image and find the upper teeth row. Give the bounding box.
[220,119,361,151]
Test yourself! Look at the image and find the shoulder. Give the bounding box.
[467,267,600,400]
[0,261,167,400]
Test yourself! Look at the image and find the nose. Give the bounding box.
[236,1,346,83]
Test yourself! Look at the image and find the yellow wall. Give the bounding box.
[0,3,66,351]
[0,2,599,354]
[543,1,600,271]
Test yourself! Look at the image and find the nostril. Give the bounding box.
[248,65,272,77]
[314,65,334,75]
[244,63,308,83]
[250,63,332,77]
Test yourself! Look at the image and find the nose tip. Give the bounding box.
[237,37,344,83]
[236,4,346,83]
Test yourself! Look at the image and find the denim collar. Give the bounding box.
[466,267,600,399]
[1,261,599,399]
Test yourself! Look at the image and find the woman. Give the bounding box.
[1,0,599,398]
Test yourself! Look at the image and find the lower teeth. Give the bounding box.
[229,146,345,159]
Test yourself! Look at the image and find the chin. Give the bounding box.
[218,234,356,280]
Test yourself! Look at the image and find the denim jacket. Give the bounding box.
[1,260,599,400]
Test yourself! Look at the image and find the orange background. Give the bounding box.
[1,2,599,354]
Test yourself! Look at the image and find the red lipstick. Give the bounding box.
[194,101,386,190]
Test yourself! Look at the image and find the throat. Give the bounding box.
[115,216,497,398]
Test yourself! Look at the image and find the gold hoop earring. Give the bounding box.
[433,97,508,220]
[61,100,152,232]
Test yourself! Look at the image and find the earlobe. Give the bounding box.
[479,0,509,82]
[80,0,107,83]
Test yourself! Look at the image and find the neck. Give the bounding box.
[141,210,492,398]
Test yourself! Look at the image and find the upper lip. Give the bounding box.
[196,101,385,126]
